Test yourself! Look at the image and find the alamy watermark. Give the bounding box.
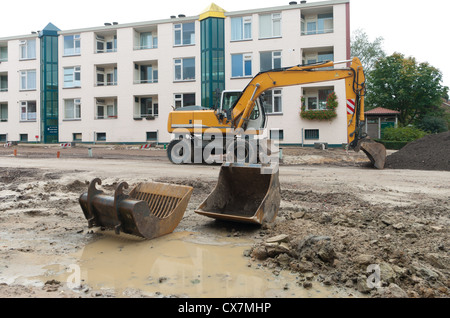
[169,126,280,174]
[366,264,381,289]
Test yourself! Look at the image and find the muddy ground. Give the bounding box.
[0,144,449,298]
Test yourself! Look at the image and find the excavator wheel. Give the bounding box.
[167,139,192,164]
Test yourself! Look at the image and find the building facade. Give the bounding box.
[0,0,351,146]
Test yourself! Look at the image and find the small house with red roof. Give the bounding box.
[364,107,400,139]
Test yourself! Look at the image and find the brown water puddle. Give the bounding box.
[23,231,356,298]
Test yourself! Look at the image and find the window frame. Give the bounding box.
[231,53,252,78]
[259,13,282,39]
[19,39,36,60]
[63,66,81,88]
[230,16,252,41]
[64,98,81,120]
[174,57,195,82]
[20,100,37,122]
[19,69,37,91]
[63,34,81,56]
[174,22,195,46]
[263,89,283,114]
[174,93,196,108]
[260,51,282,72]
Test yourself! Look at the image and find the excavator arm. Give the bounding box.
[230,57,366,149]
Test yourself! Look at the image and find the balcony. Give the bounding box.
[301,7,334,36]
[95,64,117,86]
[134,26,158,50]
[0,73,7,92]
[133,95,159,119]
[302,47,334,67]
[0,44,7,62]
[95,97,118,119]
[134,61,158,84]
[95,31,117,54]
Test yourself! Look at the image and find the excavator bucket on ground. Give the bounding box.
[358,140,387,170]
[195,163,281,225]
[79,178,193,239]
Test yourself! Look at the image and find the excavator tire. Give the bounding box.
[225,139,258,164]
[167,139,192,164]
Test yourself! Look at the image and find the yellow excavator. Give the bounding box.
[166,57,385,169]
[78,57,386,238]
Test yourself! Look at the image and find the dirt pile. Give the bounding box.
[386,131,450,171]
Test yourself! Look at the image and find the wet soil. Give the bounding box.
[0,144,449,298]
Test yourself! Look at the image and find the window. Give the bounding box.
[0,74,7,92]
[96,98,117,119]
[270,129,284,140]
[0,134,6,142]
[146,131,158,142]
[260,51,281,72]
[174,58,195,81]
[302,13,333,35]
[20,70,36,90]
[20,101,37,121]
[174,22,195,46]
[0,103,7,121]
[20,134,28,142]
[0,46,7,61]
[263,89,282,114]
[304,88,334,110]
[64,99,81,120]
[73,133,82,142]
[174,93,196,108]
[304,129,319,140]
[139,32,158,49]
[96,132,106,141]
[231,53,252,78]
[64,35,81,56]
[259,13,281,38]
[231,16,252,41]
[138,97,158,117]
[20,39,36,60]
[138,65,158,84]
[64,67,81,88]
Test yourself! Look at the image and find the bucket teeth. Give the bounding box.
[79,178,193,239]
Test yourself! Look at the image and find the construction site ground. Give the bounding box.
[0,144,448,298]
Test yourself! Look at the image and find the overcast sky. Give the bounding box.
[1,0,449,88]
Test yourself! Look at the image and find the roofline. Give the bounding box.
[0,0,348,38]
[226,0,349,17]
[0,33,38,42]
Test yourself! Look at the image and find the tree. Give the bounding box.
[350,29,386,74]
[366,53,447,126]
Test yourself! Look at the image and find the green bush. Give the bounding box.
[417,116,449,134]
[375,140,409,150]
[382,126,428,142]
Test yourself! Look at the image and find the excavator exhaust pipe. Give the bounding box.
[358,139,387,170]
[79,178,193,239]
[195,163,281,225]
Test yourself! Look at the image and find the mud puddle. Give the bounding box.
[21,231,354,298]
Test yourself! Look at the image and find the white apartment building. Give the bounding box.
[0,0,352,146]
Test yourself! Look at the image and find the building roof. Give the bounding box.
[365,107,400,116]
[199,3,226,21]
